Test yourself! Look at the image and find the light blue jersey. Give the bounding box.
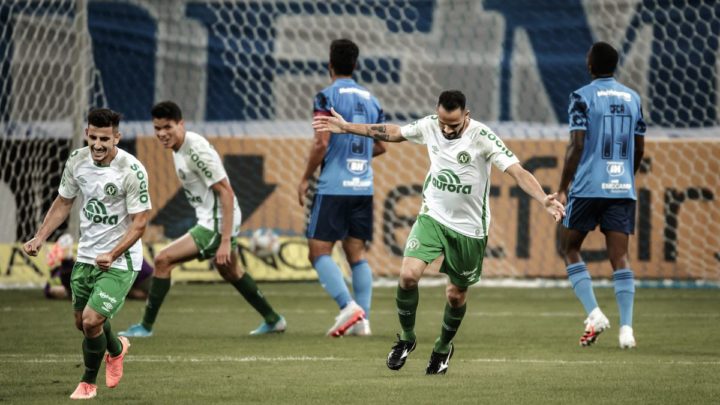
[568,77,646,200]
[313,78,384,196]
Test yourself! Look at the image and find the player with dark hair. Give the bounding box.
[558,41,646,348]
[298,38,386,337]
[24,108,151,399]
[313,90,564,374]
[120,101,285,337]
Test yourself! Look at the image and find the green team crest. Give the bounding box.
[104,183,118,196]
[457,151,471,164]
[406,237,421,250]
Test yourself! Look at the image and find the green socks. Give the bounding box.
[396,285,419,342]
[103,320,122,357]
[81,333,107,384]
[142,277,172,330]
[434,303,467,354]
[231,273,280,324]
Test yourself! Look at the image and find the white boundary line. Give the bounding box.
[1,306,719,318]
[0,354,717,366]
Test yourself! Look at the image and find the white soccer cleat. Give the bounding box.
[619,325,636,349]
[580,307,610,347]
[345,319,372,336]
[326,301,365,337]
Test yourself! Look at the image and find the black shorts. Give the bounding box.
[563,197,636,234]
[305,194,373,242]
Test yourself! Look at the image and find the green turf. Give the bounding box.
[1,283,718,404]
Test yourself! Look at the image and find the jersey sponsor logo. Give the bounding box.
[457,151,471,164]
[76,176,87,184]
[479,129,514,157]
[597,89,632,102]
[190,151,213,179]
[83,198,118,225]
[104,183,118,197]
[602,179,631,191]
[178,169,186,180]
[606,161,625,177]
[346,158,368,174]
[431,169,472,194]
[102,301,114,311]
[130,164,150,204]
[342,177,372,188]
[338,87,371,100]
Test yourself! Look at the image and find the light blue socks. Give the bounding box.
[351,260,372,320]
[313,255,352,309]
[567,262,598,314]
[613,269,635,327]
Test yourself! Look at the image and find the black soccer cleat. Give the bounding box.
[386,334,417,371]
[425,343,454,375]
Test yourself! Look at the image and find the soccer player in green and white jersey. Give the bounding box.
[23,108,151,399]
[120,101,285,338]
[313,90,565,375]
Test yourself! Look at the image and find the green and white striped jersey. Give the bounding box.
[58,147,151,271]
[400,116,519,239]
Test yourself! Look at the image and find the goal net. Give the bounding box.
[1,0,718,285]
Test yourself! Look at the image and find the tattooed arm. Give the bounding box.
[312,108,406,142]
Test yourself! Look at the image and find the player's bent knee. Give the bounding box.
[446,287,467,307]
[399,271,419,289]
[153,254,174,276]
[216,263,241,282]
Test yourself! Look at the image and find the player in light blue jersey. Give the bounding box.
[298,39,385,337]
[558,42,646,349]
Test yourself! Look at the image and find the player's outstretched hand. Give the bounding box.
[95,253,115,271]
[312,108,347,134]
[543,193,565,223]
[23,237,43,257]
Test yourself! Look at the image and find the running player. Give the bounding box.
[24,108,150,399]
[120,101,285,337]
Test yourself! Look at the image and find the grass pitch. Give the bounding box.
[1,283,718,404]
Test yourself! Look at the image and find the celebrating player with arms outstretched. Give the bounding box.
[313,90,564,374]
[558,42,646,349]
[24,108,150,399]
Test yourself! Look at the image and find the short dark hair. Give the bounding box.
[151,101,183,122]
[437,90,466,111]
[588,42,618,76]
[330,39,359,76]
[87,108,121,131]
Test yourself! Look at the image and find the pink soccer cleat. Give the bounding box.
[69,382,97,400]
[105,336,130,388]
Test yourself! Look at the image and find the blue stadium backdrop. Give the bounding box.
[0,0,718,285]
